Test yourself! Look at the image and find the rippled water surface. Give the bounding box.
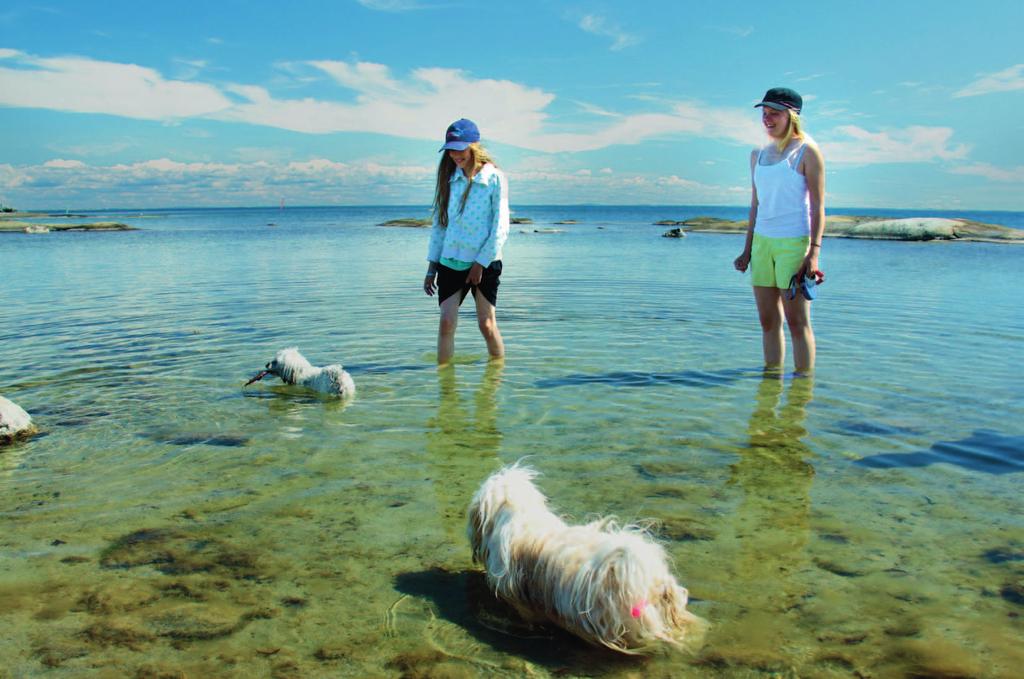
[2,206,1022,678]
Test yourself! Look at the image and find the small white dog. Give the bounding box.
[467,464,704,654]
[245,347,355,399]
[0,395,36,444]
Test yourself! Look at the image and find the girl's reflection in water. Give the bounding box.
[425,360,505,542]
[725,374,815,646]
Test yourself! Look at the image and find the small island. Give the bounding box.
[0,211,135,233]
[378,217,432,228]
[656,215,1024,243]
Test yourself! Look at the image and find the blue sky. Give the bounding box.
[1,0,1021,209]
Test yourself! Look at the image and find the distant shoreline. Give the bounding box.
[376,211,1024,243]
[5,208,1023,242]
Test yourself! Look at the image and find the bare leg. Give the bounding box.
[437,292,461,365]
[472,290,505,359]
[753,286,785,370]
[781,294,815,374]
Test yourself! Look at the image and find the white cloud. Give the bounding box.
[42,159,86,168]
[2,156,745,207]
[0,50,978,171]
[578,14,640,51]
[0,157,437,207]
[818,125,969,165]
[948,162,1024,183]
[220,61,557,148]
[0,48,22,59]
[0,52,232,119]
[954,64,1024,98]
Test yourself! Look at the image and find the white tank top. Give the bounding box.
[753,142,811,238]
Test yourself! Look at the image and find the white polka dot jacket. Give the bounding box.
[427,163,510,267]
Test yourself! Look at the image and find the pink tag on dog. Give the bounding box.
[630,599,648,618]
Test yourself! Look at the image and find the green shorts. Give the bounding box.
[750,234,810,288]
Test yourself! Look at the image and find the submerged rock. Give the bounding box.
[0,395,36,444]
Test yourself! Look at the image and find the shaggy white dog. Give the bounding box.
[0,395,36,444]
[467,464,705,654]
[245,347,355,399]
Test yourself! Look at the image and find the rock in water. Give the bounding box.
[0,395,36,444]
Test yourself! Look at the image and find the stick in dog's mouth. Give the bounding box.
[244,370,271,386]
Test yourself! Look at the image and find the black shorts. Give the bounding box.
[437,260,502,307]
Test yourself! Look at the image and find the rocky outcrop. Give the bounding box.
[378,218,431,227]
[656,215,1024,243]
[0,395,36,444]
[0,220,134,233]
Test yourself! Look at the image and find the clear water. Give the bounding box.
[1,206,1022,678]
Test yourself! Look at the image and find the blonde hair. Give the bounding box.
[775,109,804,152]
[432,142,497,228]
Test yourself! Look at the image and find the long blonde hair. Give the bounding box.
[432,142,497,228]
[775,109,804,152]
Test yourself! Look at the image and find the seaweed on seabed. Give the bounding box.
[99,528,263,580]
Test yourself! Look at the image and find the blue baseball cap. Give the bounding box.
[755,87,802,114]
[439,118,480,152]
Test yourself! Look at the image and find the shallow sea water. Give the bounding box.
[1,206,1022,678]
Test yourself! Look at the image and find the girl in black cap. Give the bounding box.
[424,119,509,365]
[734,88,826,374]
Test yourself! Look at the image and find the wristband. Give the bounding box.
[810,243,821,248]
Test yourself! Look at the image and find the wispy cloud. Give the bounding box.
[53,141,135,157]
[819,125,969,165]
[0,51,232,119]
[356,0,428,11]
[573,101,622,118]
[710,25,754,38]
[954,64,1024,98]
[578,14,640,51]
[948,162,1024,182]
[173,58,209,81]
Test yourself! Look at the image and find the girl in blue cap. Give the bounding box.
[424,119,510,365]
[734,88,826,374]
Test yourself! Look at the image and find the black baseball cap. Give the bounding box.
[754,87,802,114]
